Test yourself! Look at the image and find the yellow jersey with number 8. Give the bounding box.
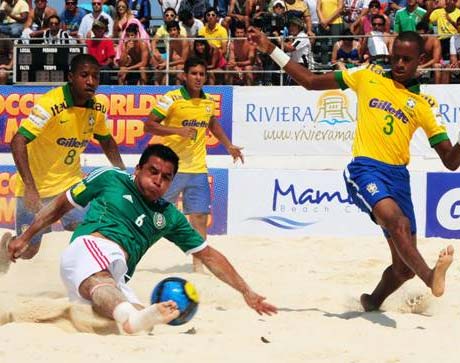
[335,64,448,165]
[15,84,111,198]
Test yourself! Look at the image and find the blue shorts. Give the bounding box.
[163,173,211,215]
[343,157,416,237]
[16,196,87,245]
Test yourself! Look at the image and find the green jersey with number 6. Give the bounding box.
[68,167,206,278]
[15,83,111,198]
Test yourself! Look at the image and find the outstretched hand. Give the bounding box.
[247,26,275,54]
[243,290,278,316]
[228,144,244,164]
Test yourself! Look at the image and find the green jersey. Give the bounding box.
[67,167,205,278]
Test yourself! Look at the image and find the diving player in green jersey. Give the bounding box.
[5,144,277,334]
[248,28,460,311]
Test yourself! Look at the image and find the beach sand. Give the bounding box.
[0,228,459,363]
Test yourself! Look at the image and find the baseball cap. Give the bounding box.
[273,0,285,8]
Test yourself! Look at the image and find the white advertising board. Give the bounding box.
[227,169,426,237]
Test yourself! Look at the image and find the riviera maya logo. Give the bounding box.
[314,91,355,126]
[245,216,317,230]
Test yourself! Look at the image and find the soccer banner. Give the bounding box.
[0,85,233,155]
[227,169,427,237]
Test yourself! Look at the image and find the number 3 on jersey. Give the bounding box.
[383,114,394,135]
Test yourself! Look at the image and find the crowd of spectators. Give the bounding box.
[1,0,460,84]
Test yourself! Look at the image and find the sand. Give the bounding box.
[0,228,459,363]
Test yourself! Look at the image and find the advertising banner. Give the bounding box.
[227,169,427,237]
[0,166,228,235]
[426,172,460,239]
[0,85,233,155]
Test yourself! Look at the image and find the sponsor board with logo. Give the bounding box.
[0,166,228,235]
[426,173,460,239]
[227,169,427,237]
[0,86,233,155]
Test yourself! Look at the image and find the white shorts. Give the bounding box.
[60,235,141,305]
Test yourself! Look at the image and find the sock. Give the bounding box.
[113,302,165,334]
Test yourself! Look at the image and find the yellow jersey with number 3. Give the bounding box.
[15,83,111,198]
[151,87,216,173]
[335,64,448,165]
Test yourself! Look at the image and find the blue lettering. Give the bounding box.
[439,104,450,123]
[246,104,256,122]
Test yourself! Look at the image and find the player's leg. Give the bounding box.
[182,173,211,273]
[360,233,416,311]
[60,235,179,334]
[14,197,52,259]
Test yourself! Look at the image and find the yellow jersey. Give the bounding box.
[15,83,111,198]
[198,23,228,50]
[429,8,460,39]
[151,87,216,173]
[335,64,448,165]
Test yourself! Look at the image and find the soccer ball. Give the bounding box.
[150,277,199,326]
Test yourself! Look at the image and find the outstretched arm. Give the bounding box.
[247,27,339,90]
[208,116,244,163]
[434,137,460,171]
[8,193,74,261]
[193,245,277,315]
[11,132,41,213]
[99,136,126,169]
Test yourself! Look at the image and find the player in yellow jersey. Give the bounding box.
[6,54,125,261]
[144,56,244,272]
[248,29,460,311]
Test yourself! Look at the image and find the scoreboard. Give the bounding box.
[13,43,87,84]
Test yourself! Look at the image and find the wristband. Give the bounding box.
[270,47,290,69]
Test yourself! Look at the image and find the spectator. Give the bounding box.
[21,0,56,40]
[304,0,320,34]
[331,28,361,69]
[178,8,204,37]
[342,0,364,29]
[158,0,182,14]
[178,0,207,20]
[151,7,187,55]
[0,0,29,38]
[117,22,149,84]
[284,0,315,37]
[360,13,393,67]
[316,0,345,64]
[351,0,390,34]
[393,0,426,33]
[156,20,189,84]
[78,0,114,41]
[0,33,13,84]
[283,16,312,83]
[42,14,74,44]
[198,7,229,53]
[60,0,87,39]
[114,0,135,37]
[449,16,460,82]
[192,36,226,84]
[416,20,442,83]
[223,0,251,30]
[86,18,116,84]
[428,0,460,83]
[226,21,255,84]
[128,0,150,30]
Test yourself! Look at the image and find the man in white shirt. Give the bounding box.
[78,0,113,42]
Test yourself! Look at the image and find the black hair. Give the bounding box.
[178,8,193,22]
[46,14,60,26]
[193,36,211,62]
[164,7,177,15]
[126,22,139,33]
[204,6,217,22]
[138,144,179,175]
[166,20,180,31]
[70,54,100,72]
[395,31,425,55]
[368,0,381,7]
[234,20,246,31]
[184,55,207,73]
[416,20,429,32]
[372,14,385,24]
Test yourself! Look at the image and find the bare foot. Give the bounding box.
[360,293,380,312]
[431,245,454,297]
[0,232,13,274]
[122,301,180,334]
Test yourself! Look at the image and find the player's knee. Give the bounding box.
[387,215,411,238]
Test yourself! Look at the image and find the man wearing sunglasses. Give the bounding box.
[198,7,228,54]
[60,0,87,38]
[78,0,114,42]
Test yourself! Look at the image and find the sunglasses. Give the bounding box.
[117,5,127,8]
[92,2,102,5]
[372,22,384,26]
[206,13,217,17]
[49,21,59,25]
[164,13,175,17]
[66,1,76,4]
